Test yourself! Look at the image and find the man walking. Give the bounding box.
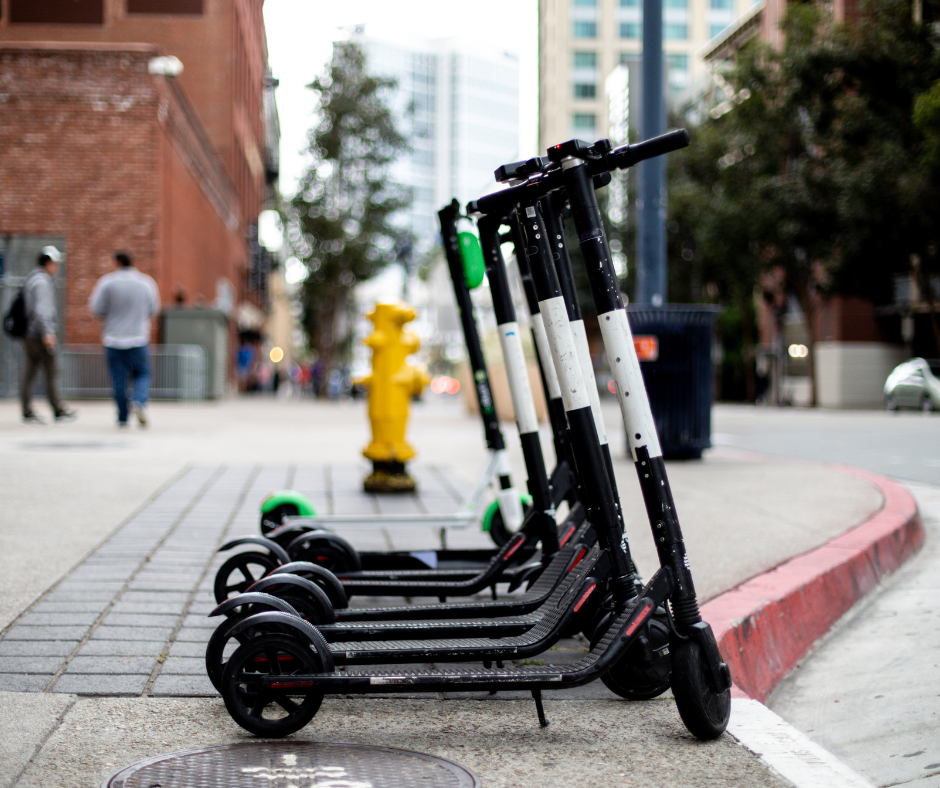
[89,251,160,427]
[21,246,77,424]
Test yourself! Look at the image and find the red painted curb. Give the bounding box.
[701,464,924,703]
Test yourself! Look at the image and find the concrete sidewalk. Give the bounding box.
[0,395,921,787]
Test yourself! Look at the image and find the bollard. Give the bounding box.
[356,302,430,493]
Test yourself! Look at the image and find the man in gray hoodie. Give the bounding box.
[89,251,160,427]
[21,246,76,424]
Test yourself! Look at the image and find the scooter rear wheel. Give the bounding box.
[222,633,325,738]
[214,552,280,603]
[591,611,671,700]
[671,639,731,740]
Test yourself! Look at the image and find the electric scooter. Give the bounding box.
[215,130,730,743]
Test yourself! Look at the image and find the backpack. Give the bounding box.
[2,289,27,338]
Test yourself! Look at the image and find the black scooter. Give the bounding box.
[215,130,731,743]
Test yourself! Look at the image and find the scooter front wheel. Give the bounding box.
[670,639,731,740]
[222,633,325,738]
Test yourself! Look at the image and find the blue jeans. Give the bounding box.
[105,346,150,424]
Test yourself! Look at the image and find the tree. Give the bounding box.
[670,0,940,403]
[669,117,773,401]
[287,42,412,378]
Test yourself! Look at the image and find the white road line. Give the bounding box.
[728,699,875,788]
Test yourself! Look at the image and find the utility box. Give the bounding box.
[161,308,229,398]
[627,305,720,460]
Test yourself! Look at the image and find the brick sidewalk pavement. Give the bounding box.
[0,463,482,697]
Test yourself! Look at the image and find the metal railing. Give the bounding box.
[58,344,208,401]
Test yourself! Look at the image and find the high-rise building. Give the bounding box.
[538,0,760,150]
[359,34,520,252]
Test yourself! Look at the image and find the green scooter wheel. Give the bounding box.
[483,494,531,547]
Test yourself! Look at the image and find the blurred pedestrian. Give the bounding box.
[20,246,77,424]
[236,340,255,392]
[89,251,160,428]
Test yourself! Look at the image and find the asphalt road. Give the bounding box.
[711,404,940,486]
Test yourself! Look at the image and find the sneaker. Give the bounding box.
[133,403,148,427]
[118,421,130,429]
[23,412,45,425]
[54,409,77,422]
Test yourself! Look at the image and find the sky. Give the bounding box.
[261,0,539,200]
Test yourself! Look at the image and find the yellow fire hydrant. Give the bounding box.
[356,302,430,493]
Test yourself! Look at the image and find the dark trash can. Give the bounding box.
[626,305,720,460]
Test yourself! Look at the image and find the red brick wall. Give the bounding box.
[0,0,269,226]
[815,295,887,343]
[161,132,244,308]
[0,46,161,343]
[0,45,245,347]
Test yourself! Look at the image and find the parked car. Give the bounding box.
[884,358,940,412]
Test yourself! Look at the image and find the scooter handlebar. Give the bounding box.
[471,171,611,218]
[470,130,687,217]
[609,129,690,170]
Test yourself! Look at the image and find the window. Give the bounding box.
[711,0,734,8]
[620,22,641,38]
[620,0,639,5]
[10,0,103,23]
[710,23,729,37]
[573,21,597,38]
[667,54,688,70]
[573,113,596,133]
[127,0,203,11]
[664,23,688,38]
[573,83,597,99]
[572,0,597,5]
[667,54,689,90]
[665,0,688,7]
[573,51,598,68]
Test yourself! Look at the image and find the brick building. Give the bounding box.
[0,0,275,391]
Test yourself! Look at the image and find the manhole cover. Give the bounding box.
[102,741,481,788]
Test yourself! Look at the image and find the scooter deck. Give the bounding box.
[334,500,582,598]
[337,502,581,583]
[318,544,603,646]
[325,547,604,664]
[237,581,654,696]
[334,508,590,622]
[207,545,605,691]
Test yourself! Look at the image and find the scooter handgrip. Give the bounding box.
[610,129,690,170]
[473,168,564,217]
[474,188,515,216]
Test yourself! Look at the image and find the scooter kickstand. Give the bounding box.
[532,690,550,727]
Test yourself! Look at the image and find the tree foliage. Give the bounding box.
[287,42,412,371]
[669,0,940,402]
